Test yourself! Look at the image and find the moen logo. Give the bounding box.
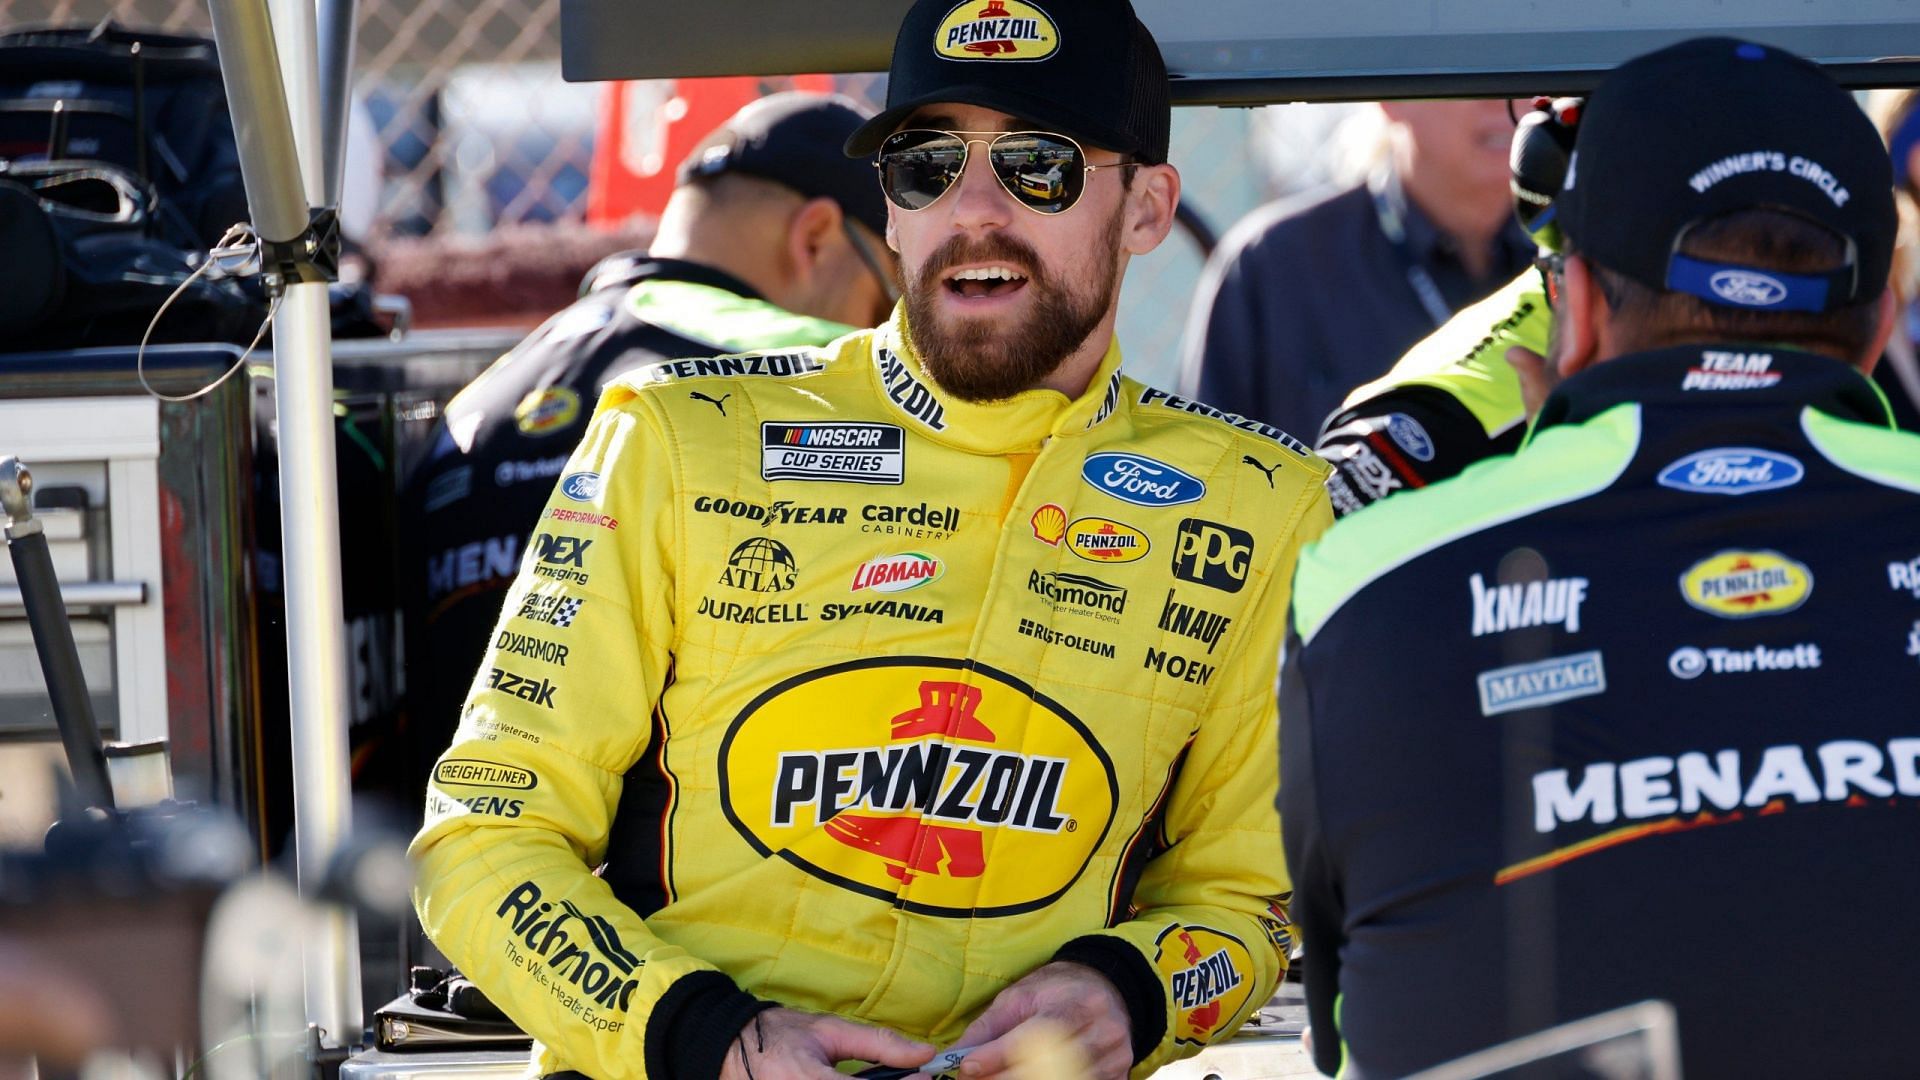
[1172,518,1253,593]
[495,881,642,1015]
[1680,549,1812,618]
[1066,517,1149,564]
[1152,925,1256,1047]
[933,0,1059,62]
[718,657,1117,917]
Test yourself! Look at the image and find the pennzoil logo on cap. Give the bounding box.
[934,0,1059,62]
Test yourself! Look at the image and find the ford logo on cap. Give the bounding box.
[1709,269,1789,307]
[1081,452,1205,507]
[560,471,603,502]
[1657,448,1804,495]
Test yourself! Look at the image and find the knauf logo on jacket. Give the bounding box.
[719,658,1117,917]
[1082,452,1206,507]
[1152,925,1257,1047]
[495,882,642,1020]
[934,0,1059,61]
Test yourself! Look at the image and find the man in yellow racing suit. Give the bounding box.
[410,1,1331,1077]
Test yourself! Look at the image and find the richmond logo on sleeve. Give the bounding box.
[719,658,1117,917]
[762,422,905,485]
[496,881,642,1025]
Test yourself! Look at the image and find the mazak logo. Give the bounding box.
[495,881,642,1018]
[719,657,1117,917]
[1470,572,1588,636]
[851,553,943,594]
[1028,570,1127,622]
[1709,269,1789,307]
[933,0,1059,61]
[1657,448,1804,495]
[514,386,581,436]
[1172,519,1254,593]
[876,348,948,430]
[1081,452,1205,507]
[489,667,557,708]
[1476,651,1607,716]
[1158,589,1232,654]
[559,472,602,502]
[1152,925,1255,1047]
[761,421,905,485]
[1683,351,1781,391]
[719,537,798,593]
[1066,517,1149,564]
[1680,550,1812,618]
[1887,555,1920,598]
[532,532,591,584]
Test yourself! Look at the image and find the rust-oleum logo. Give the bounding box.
[719,657,1117,917]
[934,0,1059,61]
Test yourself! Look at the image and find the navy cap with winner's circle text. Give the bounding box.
[845,0,1171,165]
[1556,37,1896,314]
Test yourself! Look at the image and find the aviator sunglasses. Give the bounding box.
[875,129,1140,215]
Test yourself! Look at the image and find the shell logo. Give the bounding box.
[515,386,581,437]
[1030,503,1067,546]
[1153,924,1257,1047]
[1066,517,1150,564]
[718,657,1117,917]
[1679,549,1812,618]
[933,0,1059,62]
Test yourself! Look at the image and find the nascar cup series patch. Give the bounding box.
[1152,925,1257,1047]
[718,657,1117,917]
[934,0,1059,61]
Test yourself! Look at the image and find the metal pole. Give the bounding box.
[204,0,362,1048]
[269,0,327,202]
[316,0,359,208]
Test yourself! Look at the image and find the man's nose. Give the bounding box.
[945,141,1015,231]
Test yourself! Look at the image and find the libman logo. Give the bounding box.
[851,552,943,594]
[1680,549,1812,618]
[935,0,1058,61]
[494,881,643,1016]
[718,657,1117,917]
[1153,925,1257,1047]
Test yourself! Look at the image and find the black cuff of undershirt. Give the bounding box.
[644,970,776,1080]
[1053,934,1165,1065]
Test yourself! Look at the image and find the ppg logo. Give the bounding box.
[1172,518,1254,593]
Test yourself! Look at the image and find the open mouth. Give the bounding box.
[944,264,1031,300]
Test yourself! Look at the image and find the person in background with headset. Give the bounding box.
[1178,99,1536,438]
[398,92,898,788]
[1284,38,1920,1077]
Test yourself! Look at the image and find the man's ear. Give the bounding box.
[1555,254,1609,379]
[1858,286,1898,376]
[1123,163,1180,256]
[786,197,844,284]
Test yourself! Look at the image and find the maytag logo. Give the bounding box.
[761,422,905,485]
[1082,452,1205,507]
[560,471,602,502]
[851,553,943,594]
[1657,448,1804,495]
[1476,651,1607,716]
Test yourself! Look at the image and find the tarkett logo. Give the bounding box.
[719,657,1117,917]
[1680,549,1812,618]
[1152,925,1256,1046]
[934,0,1059,61]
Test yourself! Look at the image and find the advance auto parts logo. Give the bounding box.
[1680,549,1812,618]
[1152,925,1256,1047]
[934,0,1059,61]
[719,657,1117,917]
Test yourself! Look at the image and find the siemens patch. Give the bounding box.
[762,422,905,485]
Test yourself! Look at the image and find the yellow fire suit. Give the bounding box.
[411,306,1332,1079]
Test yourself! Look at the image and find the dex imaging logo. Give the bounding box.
[1656,448,1804,495]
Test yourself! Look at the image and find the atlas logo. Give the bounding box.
[1153,925,1255,1047]
[719,537,798,593]
[1081,452,1205,507]
[1470,572,1588,636]
[1657,448,1804,495]
[933,0,1059,61]
[1172,519,1253,593]
[489,667,557,708]
[496,881,642,1014]
[720,658,1117,917]
[1680,550,1812,618]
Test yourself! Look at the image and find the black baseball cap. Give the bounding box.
[1557,37,1895,314]
[844,0,1171,165]
[678,91,890,237]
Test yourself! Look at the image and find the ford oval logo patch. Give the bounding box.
[1709,269,1789,307]
[1657,448,1804,495]
[1081,452,1205,507]
[560,471,602,502]
[1386,413,1435,462]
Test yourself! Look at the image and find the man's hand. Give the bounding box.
[950,961,1131,1080]
[719,1007,933,1080]
[1507,345,1556,419]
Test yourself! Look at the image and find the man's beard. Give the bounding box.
[902,210,1124,403]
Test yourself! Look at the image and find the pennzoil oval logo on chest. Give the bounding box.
[1679,549,1812,618]
[934,0,1059,61]
[718,658,1117,917]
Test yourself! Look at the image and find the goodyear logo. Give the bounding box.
[718,657,1117,917]
[515,387,581,436]
[1152,925,1257,1047]
[1066,517,1149,564]
[934,0,1058,61]
[1680,549,1812,618]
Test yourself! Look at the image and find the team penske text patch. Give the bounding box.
[761,422,905,485]
[718,657,1118,917]
[1152,925,1257,1047]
